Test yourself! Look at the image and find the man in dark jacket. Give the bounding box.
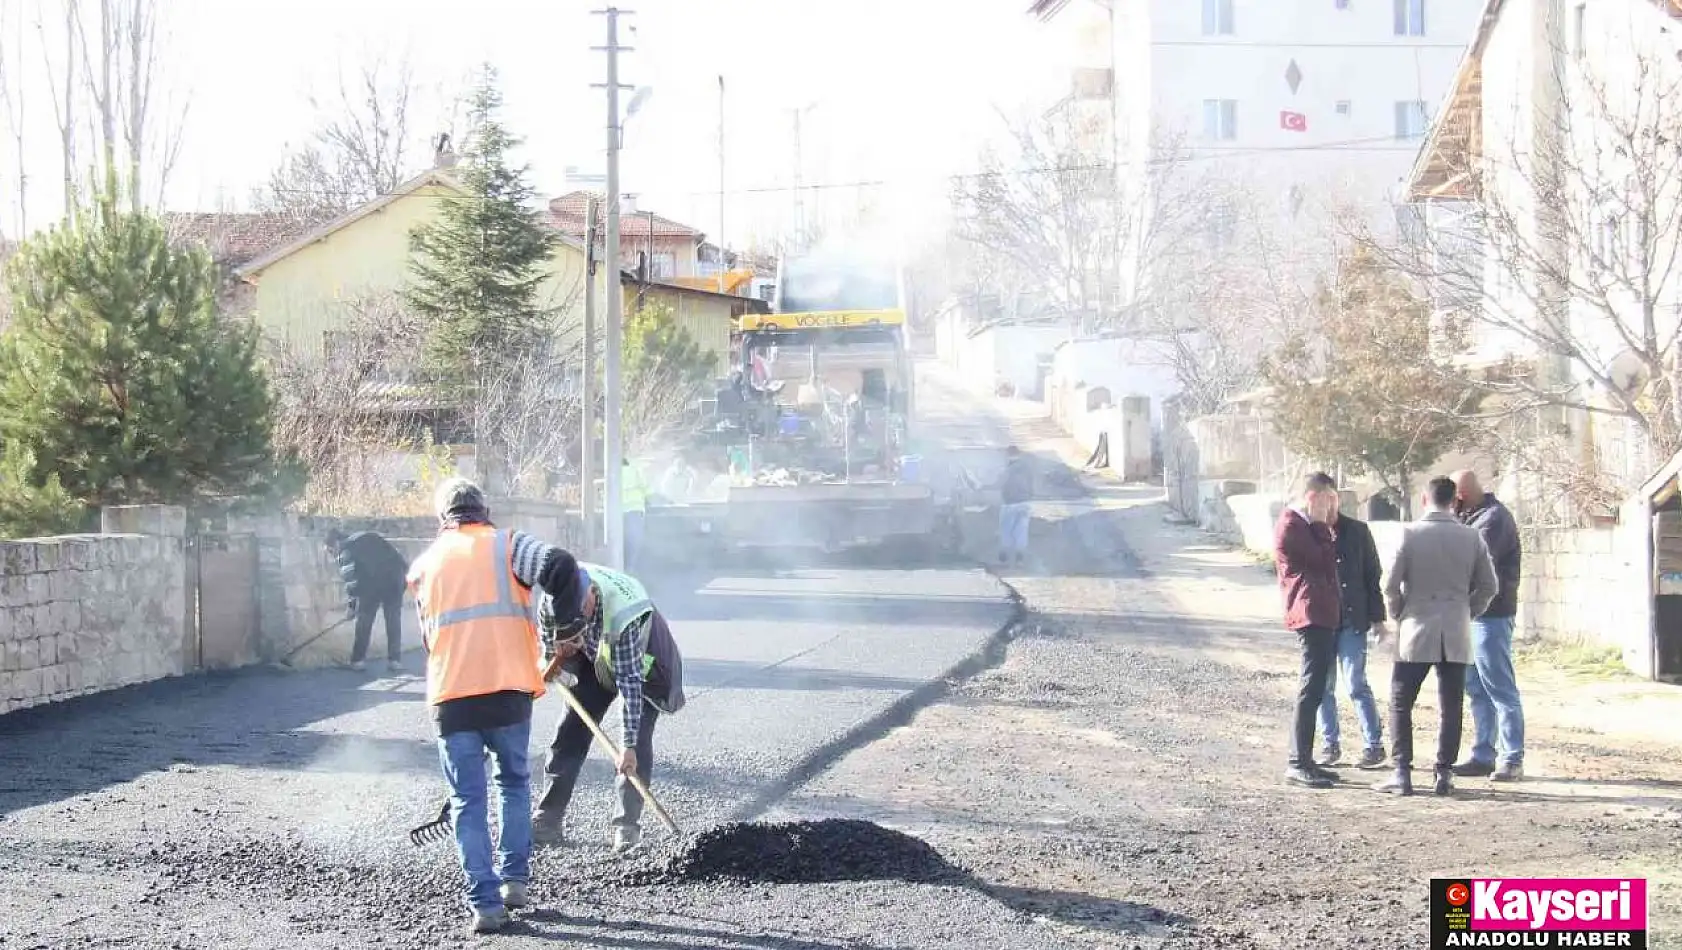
[1273,472,1342,789]
[324,528,410,673]
[1317,505,1391,769]
[1449,470,1526,782]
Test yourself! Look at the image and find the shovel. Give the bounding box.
[551,679,683,835]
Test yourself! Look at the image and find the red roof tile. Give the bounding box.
[547,191,702,240]
[164,212,313,269]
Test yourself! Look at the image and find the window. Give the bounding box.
[1572,3,1587,60]
[1203,99,1238,140]
[1205,202,1238,247]
[649,251,677,279]
[1335,100,1352,116]
[1393,0,1425,36]
[1393,100,1430,139]
[1201,0,1234,36]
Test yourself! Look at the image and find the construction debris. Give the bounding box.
[609,819,966,887]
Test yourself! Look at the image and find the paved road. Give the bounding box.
[0,364,1065,949]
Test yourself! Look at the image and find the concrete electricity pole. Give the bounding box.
[580,196,600,557]
[717,74,726,294]
[592,6,633,570]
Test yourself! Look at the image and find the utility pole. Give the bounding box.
[717,74,726,294]
[592,6,634,570]
[791,107,804,249]
[580,196,600,557]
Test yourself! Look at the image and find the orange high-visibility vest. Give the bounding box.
[407,524,545,706]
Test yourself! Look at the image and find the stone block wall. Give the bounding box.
[0,514,188,715]
[1518,524,1648,670]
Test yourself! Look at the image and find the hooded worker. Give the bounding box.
[404,477,583,934]
[533,561,685,854]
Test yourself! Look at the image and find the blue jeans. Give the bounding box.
[998,502,1030,556]
[437,720,532,912]
[1466,616,1525,766]
[1317,626,1384,752]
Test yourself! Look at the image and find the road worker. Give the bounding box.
[532,561,686,854]
[405,477,583,934]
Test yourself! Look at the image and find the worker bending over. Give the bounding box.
[406,478,583,934]
[533,562,686,853]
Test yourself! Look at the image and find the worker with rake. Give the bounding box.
[533,562,686,854]
[405,477,585,935]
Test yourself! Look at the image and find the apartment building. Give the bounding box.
[1032,0,1483,279]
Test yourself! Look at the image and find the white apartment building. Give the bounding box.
[1031,0,1484,289]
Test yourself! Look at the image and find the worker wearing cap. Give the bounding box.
[406,477,583,934]
[532,562,686,854]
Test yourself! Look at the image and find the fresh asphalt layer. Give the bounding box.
[0,364,1068,949]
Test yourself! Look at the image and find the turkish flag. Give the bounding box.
[1280,110,1308,132]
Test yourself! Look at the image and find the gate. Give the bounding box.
[195,532,259,670]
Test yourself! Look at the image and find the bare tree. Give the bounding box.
[0,0,27,232]
[1393,19,1682,514]
[257,55,428,226]
[36,0,77,212]
[73,0,184,207]
[468,330,582,497]
[950,105,1119,329]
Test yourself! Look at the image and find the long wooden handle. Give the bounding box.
[552,680,682,834]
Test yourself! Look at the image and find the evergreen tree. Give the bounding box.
[0,191,282,514]
[620,300,721,452]
[406,66,558,388]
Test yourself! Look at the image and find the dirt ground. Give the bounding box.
[773,414,1682,950]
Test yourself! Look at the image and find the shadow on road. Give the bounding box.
[984,884,1192,940]
[0,665,428,818]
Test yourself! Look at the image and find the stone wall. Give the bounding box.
[1,497,592,717]
[1518,523,1649,672]
[1,506,189,715]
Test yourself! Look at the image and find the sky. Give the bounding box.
[0,0,1065,251]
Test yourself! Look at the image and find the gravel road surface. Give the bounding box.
[771,391,1682,949]
[0,365,1064,949]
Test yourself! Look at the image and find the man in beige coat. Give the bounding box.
[1376,476,1499,797]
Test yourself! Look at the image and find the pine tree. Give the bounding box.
[406,66,558,389]
[0,191,282,515]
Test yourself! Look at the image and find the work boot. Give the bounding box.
[499,882,529,910]
[386,659,404,674]
[611,825,642,854]
[1371,769,1413,796]
[1451,759,1495,778]
[471,907,510,934]
[1433,767,1454,797]
[1316,744,1343,767]
[532,812,565,848]
[1283,766,1332,789]
[1355,746,1388,769]
[1491,762,1524,783]
[347,660,366,673]
[1309,764,1340,784]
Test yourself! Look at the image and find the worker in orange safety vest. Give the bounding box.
[406,477,585,935]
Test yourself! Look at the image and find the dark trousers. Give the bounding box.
[537,657,659,830]
[1290,626,1338,767]
[1391,660,1467,772]
[350,592,404,664]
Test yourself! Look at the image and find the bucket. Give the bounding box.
[899,455,923,482]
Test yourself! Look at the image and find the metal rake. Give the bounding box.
[408,752,495,847]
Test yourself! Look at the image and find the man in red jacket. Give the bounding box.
[1274,472,1344,789]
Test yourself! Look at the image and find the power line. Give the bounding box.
[260,131,1429,204]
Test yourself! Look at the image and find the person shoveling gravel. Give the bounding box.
[607,819,967,887]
